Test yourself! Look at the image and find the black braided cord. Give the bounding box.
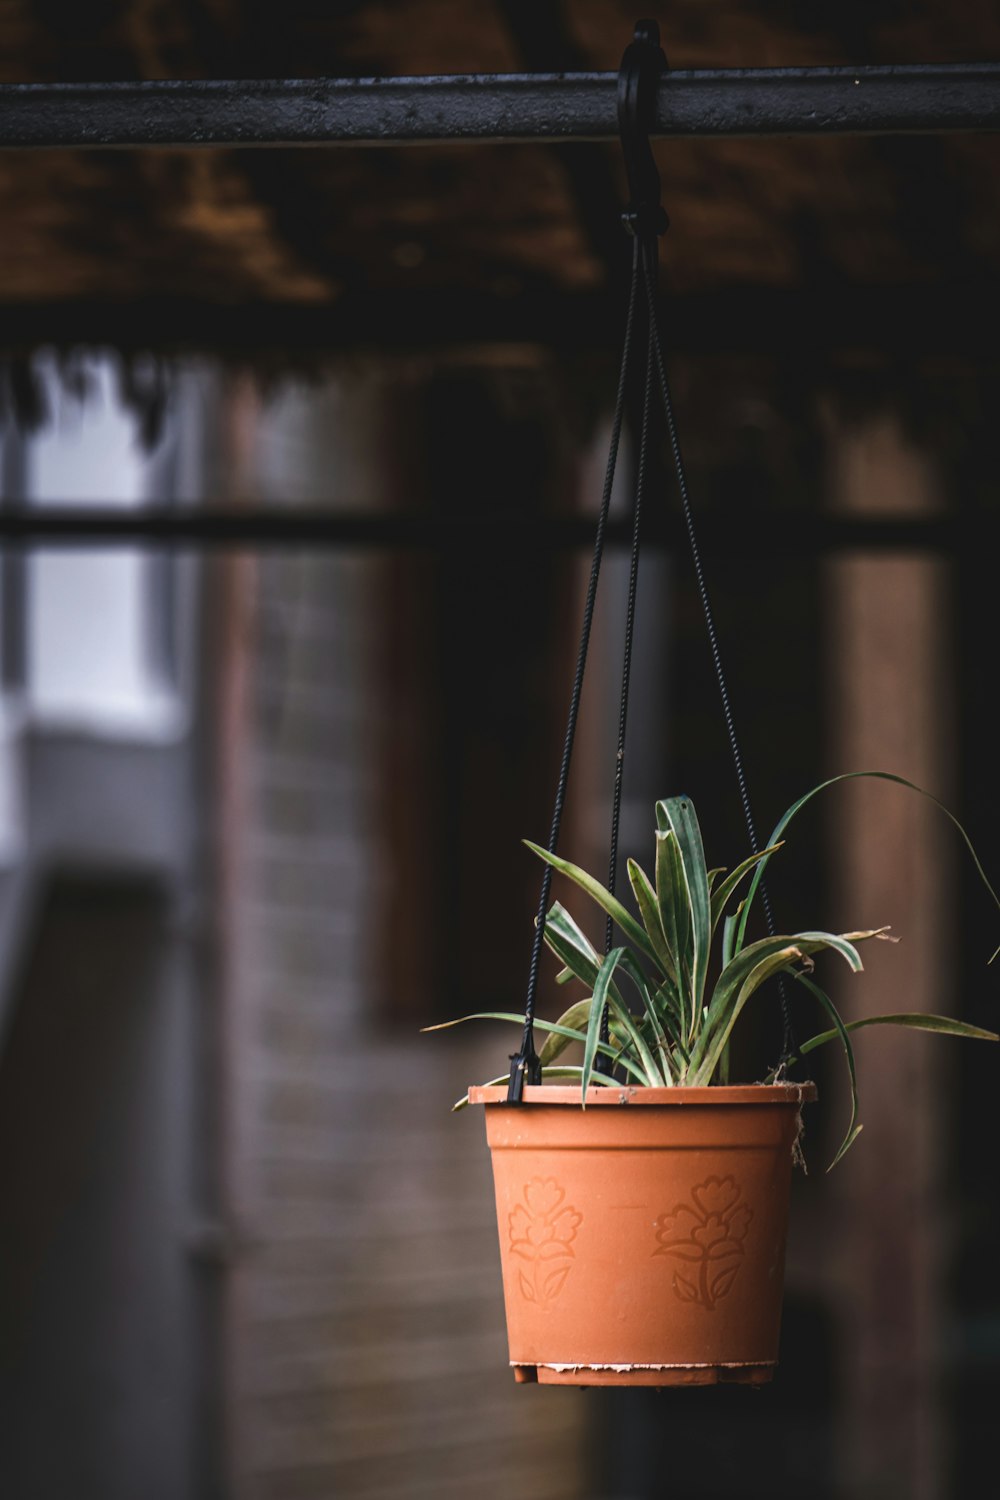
[509,20,795,1096]
[640,242,796,1067]
[595,276,657,1065]
[506,236,642,1100]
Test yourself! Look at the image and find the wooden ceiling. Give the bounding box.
[1,1,1000,355]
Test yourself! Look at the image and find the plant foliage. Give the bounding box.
[428,773,999,1165]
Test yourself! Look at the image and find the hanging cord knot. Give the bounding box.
[507,1018,542,1102]
[617,20,669,242]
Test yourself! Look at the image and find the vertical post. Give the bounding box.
[824,410,951,1500]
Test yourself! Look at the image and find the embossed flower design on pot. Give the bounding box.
[508,1178,582,1307]
[654,1175,753,1310]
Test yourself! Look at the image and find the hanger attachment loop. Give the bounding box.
[618,19,669,241]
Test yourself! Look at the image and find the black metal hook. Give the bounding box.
[618,19,669,240]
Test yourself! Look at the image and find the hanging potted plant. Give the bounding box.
[428,775,999,1387]
[424,23,998,1388]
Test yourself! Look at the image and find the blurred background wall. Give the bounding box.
[1,4,999,1499]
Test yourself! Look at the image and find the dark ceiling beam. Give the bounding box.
[498,1,626,284]
[2,284,1000,357]
[0,508,990,554]
[2,66,999,149]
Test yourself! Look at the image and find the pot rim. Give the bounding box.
[468,1082,817,1108]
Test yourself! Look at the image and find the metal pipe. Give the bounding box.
[0,507,981,553]
[1,65,998,149]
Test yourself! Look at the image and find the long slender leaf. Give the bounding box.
[541,919,607,992]
[581,949,629,1101]
[710,843,784,935]
[542,912,677,1080]
[538,999,602,1065]
[688,928,880,1076]
[689,932,835,1072]
[800,1012,1000,1054]
[423,1009,594,1044]
[722,906,743,970]
[543,901,601,966]
[541,904,627,1010]
[451,1066,623,1112]
[539,1008,649,1083]
[577,951,667,1099]
[787,970,862,1169]
[629,970,679,1085]
[542,1066,633,1087]
[421,1010,640,1076]
[658,796,712,1014]
[689,946,804,1084]
[648,980,688,1063]
[627,858,676,981]
[614,868,685,1067]
[789,929,877,969]
[656,829,691,1031]
[524,841,659,965]
[735,771,1000,961]
[538,1000,588,1064]
[603,990,666,1090]
[545,902,660,1032]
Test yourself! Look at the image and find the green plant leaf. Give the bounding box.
[541,903,662,1037]
[570,948,667,1095]
[602,989,666,1090]
[710,843,784,935]
[539,912,665,1080]
[655,829,691,1030]
[612,869,685,1074]
[657,796,712,1018]
[541,1066,631,1087]
[451,1075,509,1110]
[734,771,1000,961]
[689,928,880,1079]
[581,949,629,1101]
[422,1010,595,1043]
[543,901,600,966]
[689,944,805,1084]
[627,967,680,1085]
[627,858,676,981]
[688,934,802,1075]
[536,998,649,1081]
[422,1009,627,1062]
[537,998,593,1064]
[450,1065,624,1112]
[524,841,659,965]
[426,1010,647,1086]
[541,918,601,989]
[651,981,689,1062]
[799,1012,1000,1053]
[578,950,670,1096]
[541,903,627,1008]
[721,906,744,970]
[786,969,861,1169]
[789,929,879,969]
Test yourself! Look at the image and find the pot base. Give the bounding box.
[514,1362,775,1388]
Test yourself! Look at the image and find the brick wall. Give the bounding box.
[223,544,585,1499]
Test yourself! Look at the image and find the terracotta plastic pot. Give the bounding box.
[469,1082,816,1387]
